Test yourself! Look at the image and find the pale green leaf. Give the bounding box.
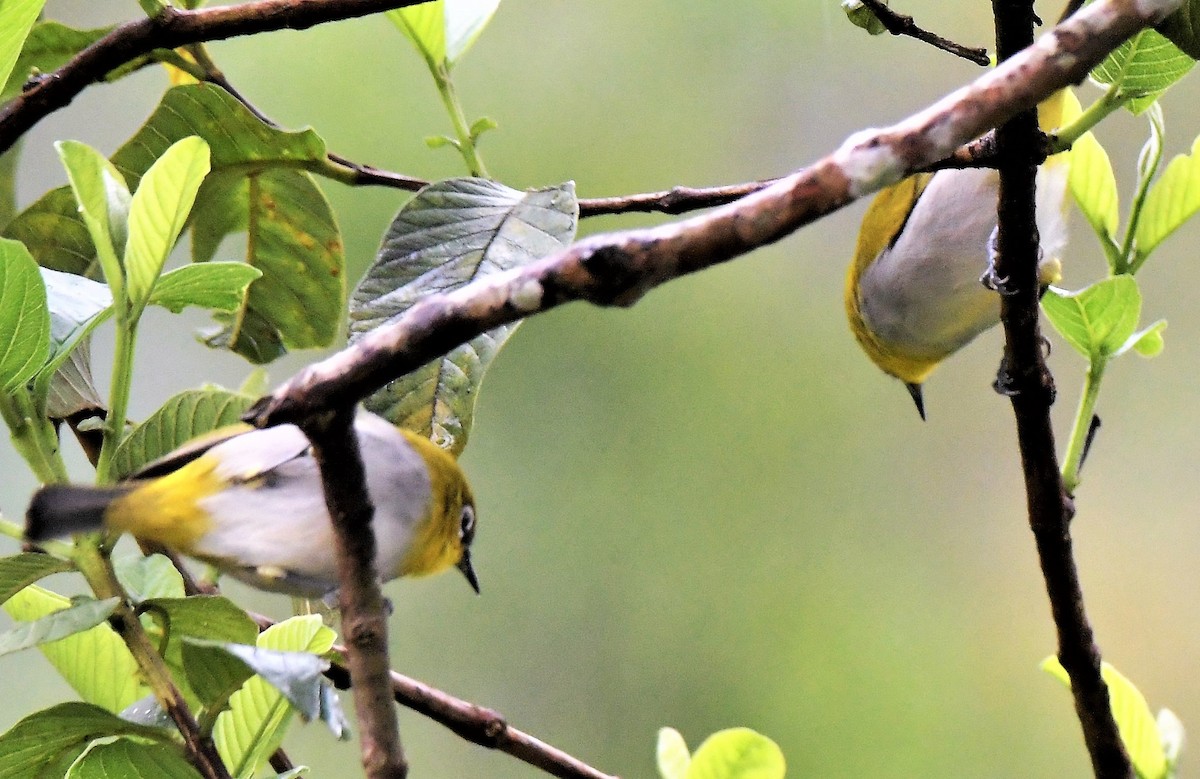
[685,728,785,779]
[0,597,118,656]
[1042,657,1166,779]
[388,3,446,65]
[0,553,73,606]
[1136,134,1200,260]
[349,178,577,454]
[0,702,173,779]
[1041,276,1142,361]
[1091,29,1195,113]
[64,738,199,779]
[111,388,253,480]
[3,585,143,712]
[657,727,691,779]
[148,262,261,314]
[1068,131,1119,241]
[124,136,211,306]
[0,238,50,392]
[55,140,131,288]
[1120,319,1167,359]
[0,0,46,93]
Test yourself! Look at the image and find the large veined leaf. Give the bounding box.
[349,178,577,454]
[0,553,73,607]
[1090,29,1194,114]
[64,738,199,779]
[111,388,254,479]
[0,238,49,393]
[2,186,97,274]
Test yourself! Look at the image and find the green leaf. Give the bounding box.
[2,22,112,100]
[56,141,132,288]
[34,267,112,420]
[0,0,46,94]
[213,616,336,778]
[185,640,330,721]
[148,262,262,314]
[1090,29,1194,114]
[123,136,211,307]
[112,554,185,602]
[190,167,344,362]
[468,115,498,141]
[349,178,577,454]
[111,388,254,479]
[0,702,174,779]
[389,0,501,66]
[1136,133,1200,260]
[657,727,691,779]
[841,0,887,35]
[181,639,256,713]
[685,728,785,779]
[3,585,144,712]
[0,597,118,657]
[0,238,50,392]
[0,143,19,230]
[1041,276,1142,361]
[1042,657,1167,779]
[1158,1,1200,60]
[64,738,199,779]
[2,186,97,275]
[0,553,73,607]
[1068,131,1120,244]
[1120,319,1167,358]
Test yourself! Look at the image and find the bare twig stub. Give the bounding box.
[857,0,992,64]
[248,0,1180,430]
[991,1,1132,776]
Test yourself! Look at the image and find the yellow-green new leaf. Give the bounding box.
[1042,657,1167,779]
[1135,134,1200,261]
[686,728,785,779]
[124,136,211,308]
[0,0,46,93]
[1090,29,1194,114]
[1069,131,1120,244]
[1042,276,1142,361]
[389,0,500,66]
[55,141,130,289]
[657,728,691,779]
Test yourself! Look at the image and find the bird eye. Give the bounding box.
[459,505,476,545]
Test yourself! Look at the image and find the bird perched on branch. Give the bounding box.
[844,92,1073,418]
[26,410,479,598]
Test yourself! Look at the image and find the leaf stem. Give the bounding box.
[1050,86,1128,153]
[431,62,489,178]
[1061,358,1106,494]
[94,319,138,485]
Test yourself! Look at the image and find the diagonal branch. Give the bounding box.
[0,0,431,156]
[246,0,1179,430]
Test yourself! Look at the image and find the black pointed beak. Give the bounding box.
[457,550,480,594]
[905,382,926,421]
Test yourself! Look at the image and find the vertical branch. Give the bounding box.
[301,407,408,779]
[990,1,1131,777]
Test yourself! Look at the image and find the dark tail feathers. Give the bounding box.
[26,485,133,542]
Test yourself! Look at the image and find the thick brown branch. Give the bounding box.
[857,0,992,64]
[247,0,1177,430]
[0,0,430,155]
[301,407,407,779]
[990,1,1130,776]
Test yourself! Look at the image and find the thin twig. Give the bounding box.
[244,0,1175,431]
[990,0,1131,776]
[0,0,431,156]
[857,0,991,65]
[300,407,407,779]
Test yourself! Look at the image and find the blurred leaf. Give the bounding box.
[119,696,174,730]
[349,178,577,454]
[1041,276,1142,361]
[111,388,254,479]
[0,143,18,230]
[1042,657,1166,779]
[1068,130,1120,245]
[657,727,691,779]
[112,554,185,602]
[190,167,344,363]
[143,595,258,709]
[841,0,887,35]
[2,22,112,100]
[1136,133,1200,260]
[269,769,308,779]
[424,134,458,150]
[0,238,49,392]
[64,738,199,779]
[1157,1,1200,59]
[214,616,336,778]
[469,115,498,140]
[1120,319,1167,358]
[148,262,261,314]
[685,728,785,779]
[56,140,131,287]
[1156,708,1186,767]
[0,702,173,779]
[0,596,118,657]
[3,585,143,712]
[237,368,269,398]
[0,553,73,606]
[123,136,211,308]
[43,336,105,422]
[1090,29,1194,114]
[2,186,96,275]
[0,0,46,93]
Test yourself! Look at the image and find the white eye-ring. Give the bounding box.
[459,505,476,544]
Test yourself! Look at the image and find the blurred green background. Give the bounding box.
[3,1,1200,776]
